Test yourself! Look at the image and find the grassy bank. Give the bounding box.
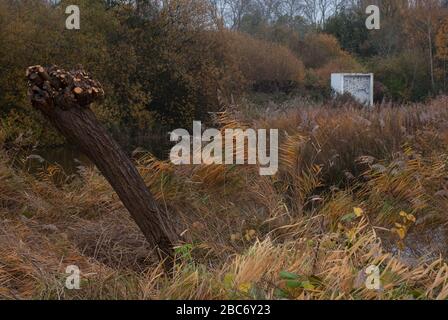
[1,97,448,299]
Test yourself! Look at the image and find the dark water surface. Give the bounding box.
[21,136,172,175]
[25,146,92,175]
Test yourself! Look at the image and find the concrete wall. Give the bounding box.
[331,73,374,106]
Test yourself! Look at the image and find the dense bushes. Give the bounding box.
[370,51,433,102]
[0,0,245,144]
[297,33,363,89]
[242,26,363,94]
[225,31,305,93]
[126,0,245,128]
[0,0,367,147]
[0,0,142,144]
[0,0,336,147]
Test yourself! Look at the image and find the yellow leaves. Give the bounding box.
[244,229,256,241]
[341,206,364,223]
[399,211,416,223]
[396,228,406,240]
[231,229,257,242]
[238,282,252,294]
[391,226,407,240]
[354,207,364,217]
[337,207,366,243]
[223,273,235,289]
[223,273,252,296]
[391,211,417,242]
[345,228,358,242]
[394,222,404,228]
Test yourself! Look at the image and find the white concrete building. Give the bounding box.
[331,73,374,106]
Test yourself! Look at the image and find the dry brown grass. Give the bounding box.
[1,97,448,299]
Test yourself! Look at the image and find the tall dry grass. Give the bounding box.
[1,97,448,299]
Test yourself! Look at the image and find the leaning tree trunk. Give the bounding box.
[26,65,176,271]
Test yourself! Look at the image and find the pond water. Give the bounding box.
[21,136,172,175]
[23,145,92,175]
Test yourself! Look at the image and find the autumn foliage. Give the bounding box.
[0,0,366,146]
[226,31,306,92]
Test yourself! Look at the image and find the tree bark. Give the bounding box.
[26,65,176,271]
[428,20,436,93]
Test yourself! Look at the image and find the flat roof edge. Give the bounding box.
[331,73,373,76]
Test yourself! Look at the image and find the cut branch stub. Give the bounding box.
[27,65,105,113]
[27,65,176,271]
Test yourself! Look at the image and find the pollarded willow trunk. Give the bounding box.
[26,65,176,271]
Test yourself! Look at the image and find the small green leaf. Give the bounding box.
[286,280,303,288]
[274,288,289,298]
[279,271,300,280]
[410,289,424,299]
[341,212,356,222]
[223,273,235,288]
[308,275,323,287]
[302,280,315,290]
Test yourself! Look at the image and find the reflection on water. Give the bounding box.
[22,136,172,175]
[25,146,92,175]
